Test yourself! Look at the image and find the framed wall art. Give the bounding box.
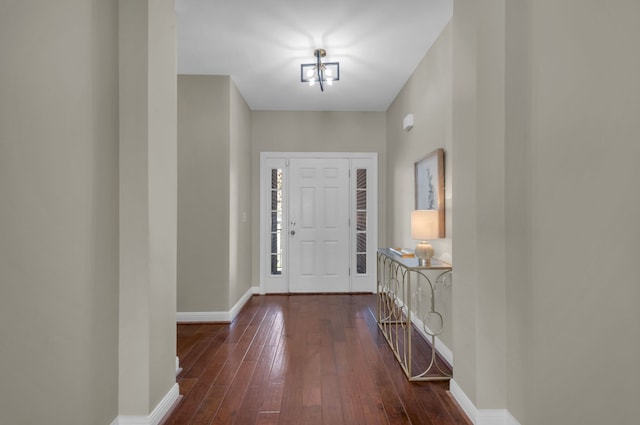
[414,148,445,238]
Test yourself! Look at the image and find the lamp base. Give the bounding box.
[415,241,434,266]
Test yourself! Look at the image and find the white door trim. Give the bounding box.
[259,152,378,294]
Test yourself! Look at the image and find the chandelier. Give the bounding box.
[300,49,340,92]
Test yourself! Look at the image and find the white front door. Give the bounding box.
[260,152,378,294]
[288,158,350,292]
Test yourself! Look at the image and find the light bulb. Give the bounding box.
[325,68,333,78]
[306,68,315,78]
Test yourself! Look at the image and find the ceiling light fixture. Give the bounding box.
[300,48,340,92]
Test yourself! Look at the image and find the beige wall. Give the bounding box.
[229,81,253,306]
[177,75,231,312]
[177,75,253,312]
[119,0,178,415]
[250,111,388,284]
[147,0,179,411]
[525,1,640,423]
[504,0,532,419]
[453,0,640,423]
[452,0,509,409]
[386,22,454,348]
[0,1,119,423]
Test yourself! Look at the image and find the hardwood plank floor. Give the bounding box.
[164,294,471,425]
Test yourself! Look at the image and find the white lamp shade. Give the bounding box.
[411,210,439,240]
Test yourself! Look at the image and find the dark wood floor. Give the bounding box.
[164,294,471,425]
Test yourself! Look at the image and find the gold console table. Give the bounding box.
[376,248,452,381]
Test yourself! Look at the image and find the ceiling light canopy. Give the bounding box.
[300,48,340,92]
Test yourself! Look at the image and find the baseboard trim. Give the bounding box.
[176,310,229,323]
[449,380,521,425]
[110,383,180,425]
[449,379,477,422]
[229,286,258,322]
[176,286,259,323]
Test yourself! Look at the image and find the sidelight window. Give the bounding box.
[355,168,367,274]
[270,168,283,275]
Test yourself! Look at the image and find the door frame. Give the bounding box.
[259,152,378,294]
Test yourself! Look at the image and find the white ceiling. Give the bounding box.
[176,0,452,112]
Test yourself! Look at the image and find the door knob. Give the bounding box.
[290,230,296,235]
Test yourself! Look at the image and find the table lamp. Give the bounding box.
[411,210,439,266]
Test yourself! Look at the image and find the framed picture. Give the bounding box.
[414,148,445,238]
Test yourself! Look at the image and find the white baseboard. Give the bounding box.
[229,286,258,322]
[449,379,477,422]
[449,380,521,425]
[176,286,259,323]
[176,310,229,322]
[110,383,179,425]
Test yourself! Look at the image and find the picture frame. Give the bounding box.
[414,148,445,238]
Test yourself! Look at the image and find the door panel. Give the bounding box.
[289,158,350,292]
[300,241,315,276]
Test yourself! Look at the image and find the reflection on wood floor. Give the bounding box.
[163,294,471,425]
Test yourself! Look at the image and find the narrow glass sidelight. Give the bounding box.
[355,168,367,274]
[270,168,283,275]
